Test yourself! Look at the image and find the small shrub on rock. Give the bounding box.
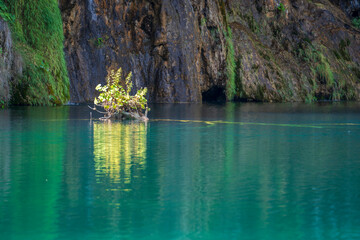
[92,68,149,121]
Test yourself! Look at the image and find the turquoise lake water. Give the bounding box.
[0,103,360,240]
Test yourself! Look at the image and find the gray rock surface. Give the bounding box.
[0,20,22,105]
[60,0,360,103]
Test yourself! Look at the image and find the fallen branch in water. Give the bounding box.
[89,105,149,121]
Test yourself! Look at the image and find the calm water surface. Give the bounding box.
[0,103,360,240]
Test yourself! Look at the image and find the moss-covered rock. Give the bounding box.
[225,0,360,102]
[1,0,69,105]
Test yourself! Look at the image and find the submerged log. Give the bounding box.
[88,105,149,121]
[120,111,149,121]
[110,111,148,121]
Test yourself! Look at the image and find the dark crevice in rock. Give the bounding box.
[202,86,226,102]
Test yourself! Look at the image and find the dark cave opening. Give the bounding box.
[202,86,226,102]
[351,10,359,18]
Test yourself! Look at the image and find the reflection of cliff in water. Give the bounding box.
[93,122,147,184]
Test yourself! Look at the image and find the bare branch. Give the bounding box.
[88,105,107,114]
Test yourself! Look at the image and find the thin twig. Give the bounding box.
[88,105,107,114]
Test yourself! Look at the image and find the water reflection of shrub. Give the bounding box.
[93,122,147,184]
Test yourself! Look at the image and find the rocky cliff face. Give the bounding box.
[60,0,360,103]
[60,0,226,102]
[0,20,22,105]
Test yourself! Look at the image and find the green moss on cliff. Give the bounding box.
[0,0,14,23]
[225,26,236,101]
[3,0,69,105]
[352,17,360,29]
[219,1,238,101]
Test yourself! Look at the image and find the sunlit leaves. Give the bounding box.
[94,68,149,119]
